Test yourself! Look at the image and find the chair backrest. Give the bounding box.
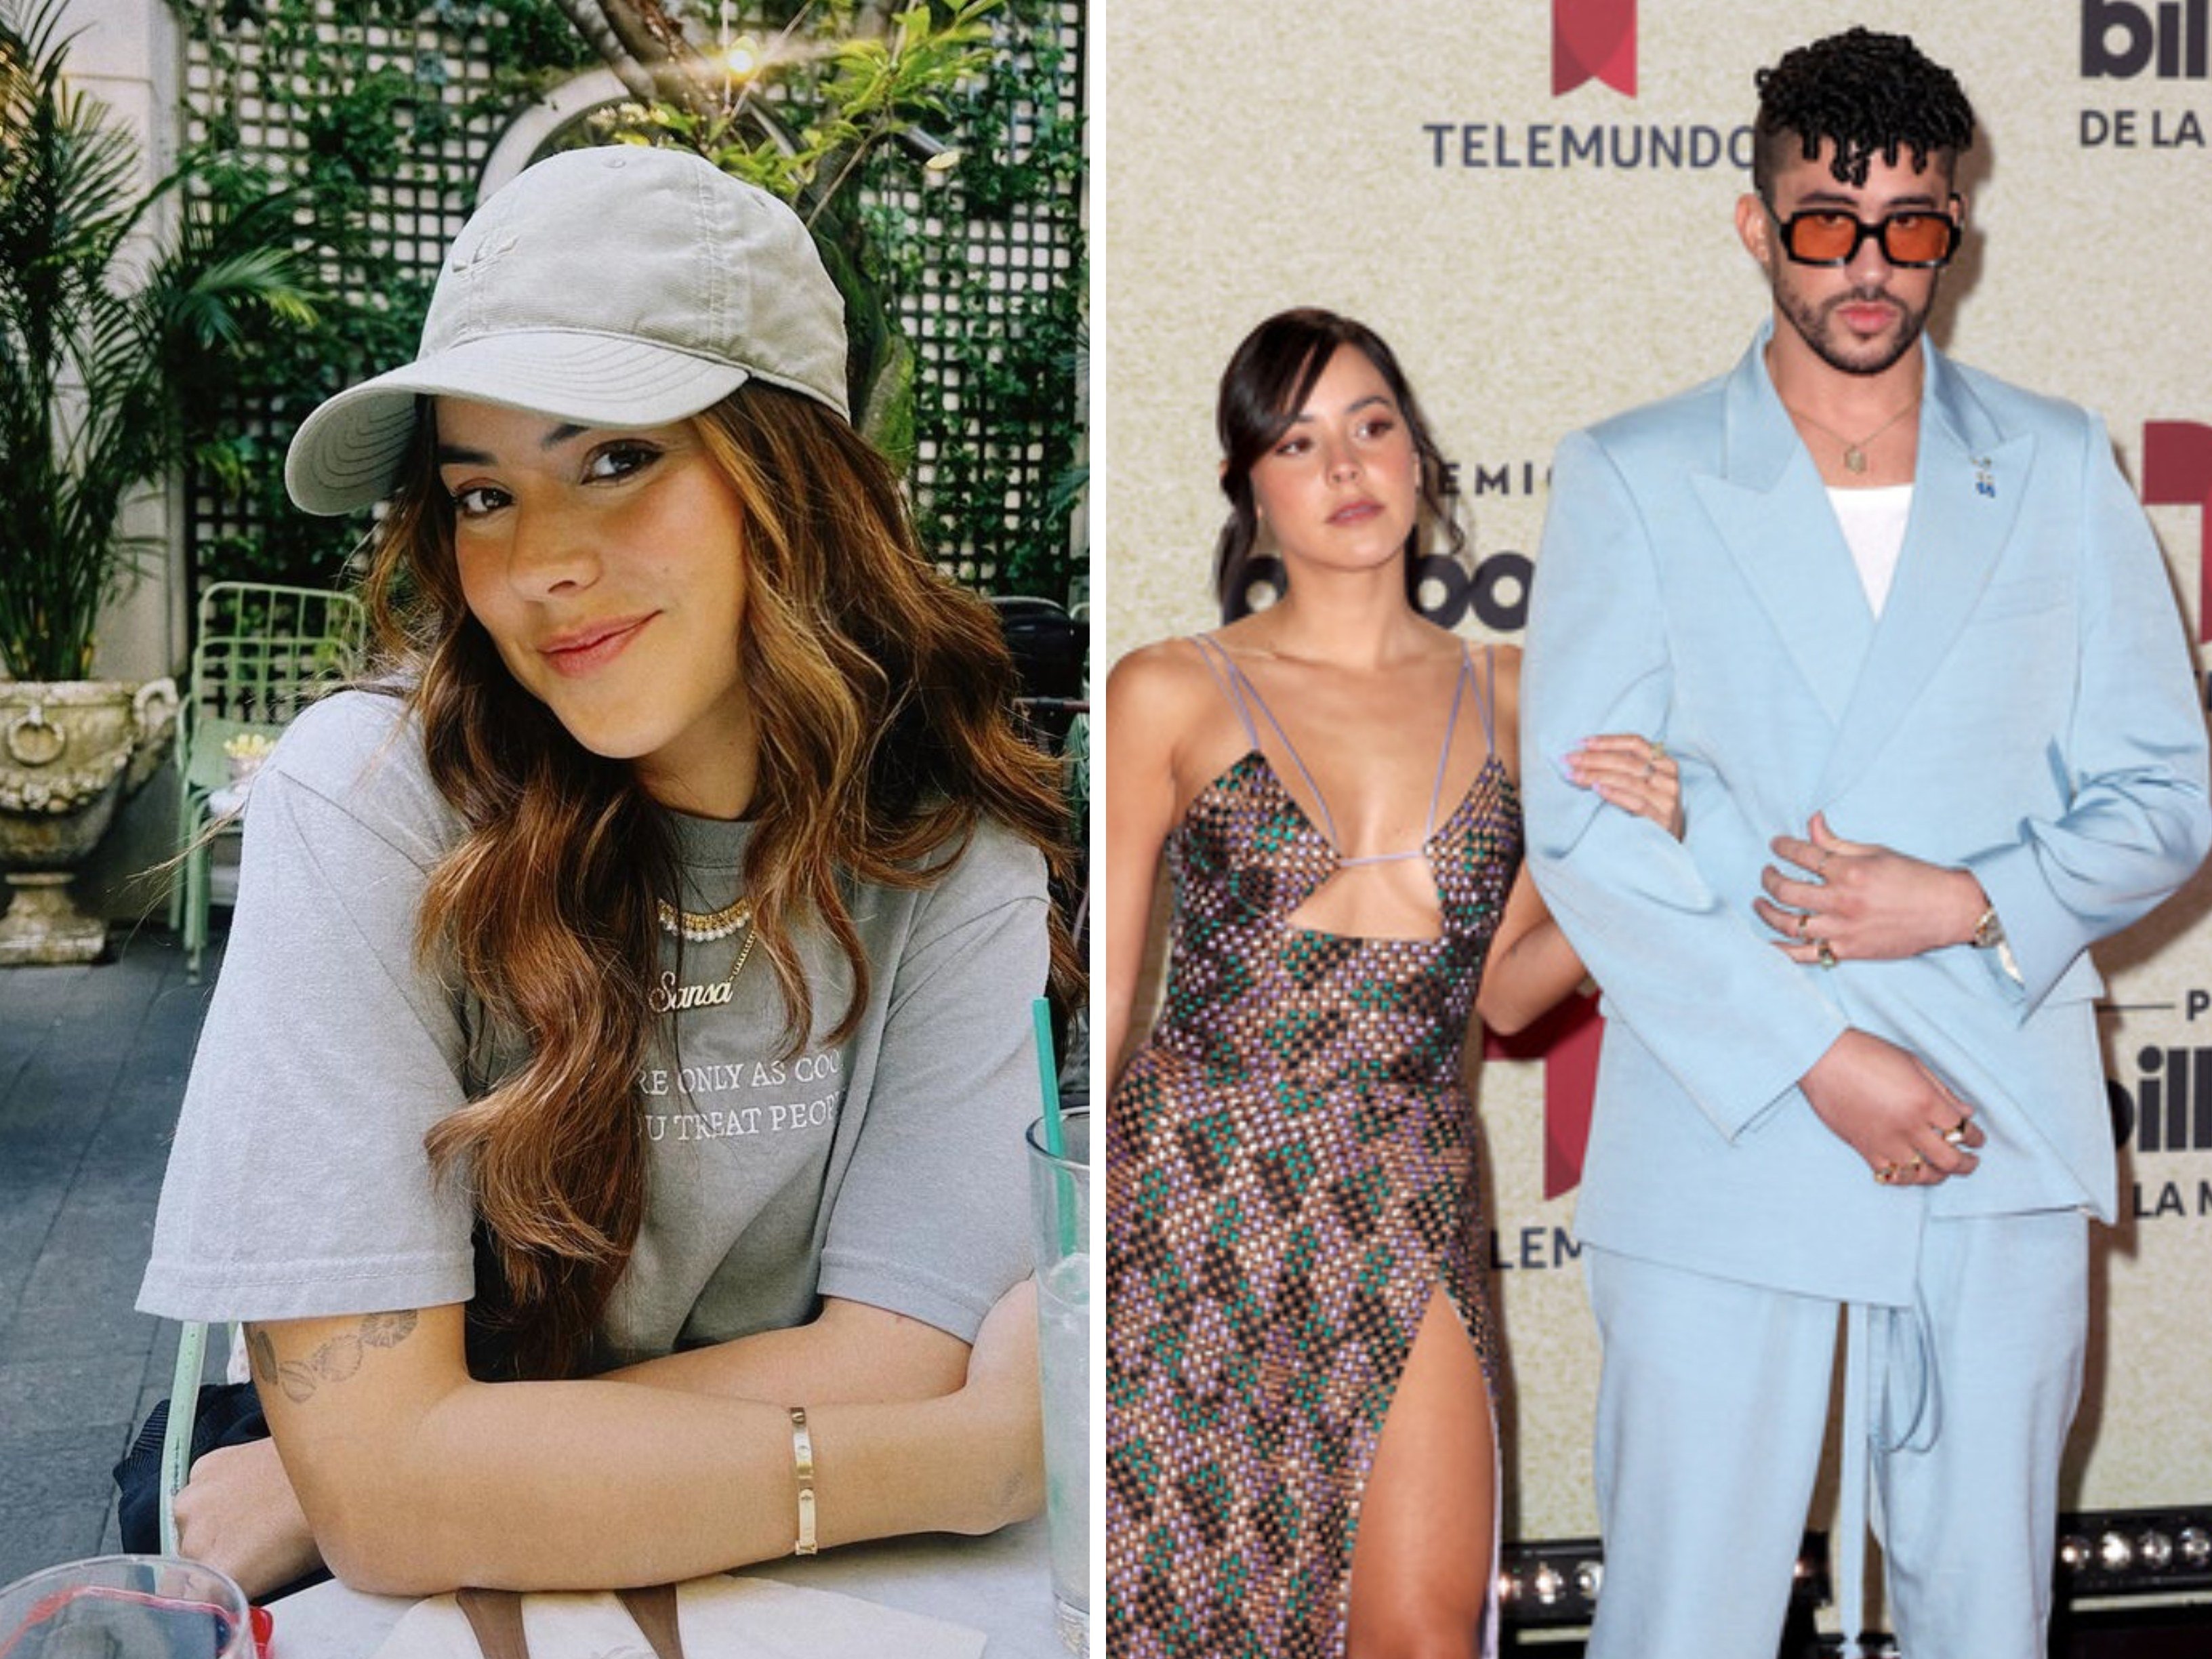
[180,583,368,790]
[188,631,360,726]
[193,581,368,664]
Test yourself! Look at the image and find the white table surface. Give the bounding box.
[266,1519,1077,1658]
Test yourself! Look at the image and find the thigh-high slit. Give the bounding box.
[1346,1286,1499,1659]
[1105,684,1521,1659]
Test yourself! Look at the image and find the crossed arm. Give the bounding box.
[177,1289,1040,1598]
[1523,424,2210,1191]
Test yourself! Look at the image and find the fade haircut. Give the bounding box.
[1751,27,1976,197]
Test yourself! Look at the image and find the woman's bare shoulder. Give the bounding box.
[1107,636,1246,798]
[1106,636,1221,715]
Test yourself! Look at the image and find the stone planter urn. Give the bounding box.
[0,678,180,966]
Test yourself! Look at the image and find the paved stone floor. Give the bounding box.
[0,928,225,1586]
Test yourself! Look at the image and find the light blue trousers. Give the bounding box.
[1583,1212,2087,1659]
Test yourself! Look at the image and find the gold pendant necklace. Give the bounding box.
[1785,394,1921,475]
[648,893,758,1014]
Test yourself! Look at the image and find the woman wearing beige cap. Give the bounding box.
[134,146,1077,1597]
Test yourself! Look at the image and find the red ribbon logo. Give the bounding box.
[2143,422,2212,640]
[1553,0,1638,96]
[1486,997,1604,1200]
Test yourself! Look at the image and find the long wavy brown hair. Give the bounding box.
[361,384,1080,1380]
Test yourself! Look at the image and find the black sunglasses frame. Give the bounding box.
[1761,194,1963,270]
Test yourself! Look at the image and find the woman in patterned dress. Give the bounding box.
[1103,309,1679,1658]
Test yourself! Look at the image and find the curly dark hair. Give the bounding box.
[1751,27,1975,195]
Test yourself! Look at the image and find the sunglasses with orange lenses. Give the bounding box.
[1764,197,1961,268]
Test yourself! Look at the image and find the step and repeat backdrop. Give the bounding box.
[1101,0,2212,1607]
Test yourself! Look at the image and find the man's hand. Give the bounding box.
[1800,1029,1988,1186]
[171,1436,325,1600]
[1755,812,1987,964]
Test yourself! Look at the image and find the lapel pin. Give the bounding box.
[1972,455,1996,498]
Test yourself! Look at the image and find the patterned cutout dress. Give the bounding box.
[1107,637,1522,1658]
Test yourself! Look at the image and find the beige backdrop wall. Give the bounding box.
[1101,0,2212,1597]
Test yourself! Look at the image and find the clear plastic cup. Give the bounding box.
[1026,1108,1090,1656]
[0,1555,257,1657]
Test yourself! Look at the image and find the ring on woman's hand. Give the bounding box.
[1906,1153,1927,1175]
[1874,1162,1900,1185]
[1942,1120,1971,1148]
[1816,941,1839,969]
[1795,912,1811,942]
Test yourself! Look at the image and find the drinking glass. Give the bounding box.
[1026,1107,1090,1656]
[0,1555,257,1657]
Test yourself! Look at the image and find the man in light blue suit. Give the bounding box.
[1522,28,2211,1659]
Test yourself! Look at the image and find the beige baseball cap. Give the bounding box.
[285,145,850,516]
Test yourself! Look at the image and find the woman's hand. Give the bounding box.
[172,1437,325,1601]
[1566,735,1681,838]
[956,1278,1046,1531]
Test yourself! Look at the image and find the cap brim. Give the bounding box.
[284,332,752,515]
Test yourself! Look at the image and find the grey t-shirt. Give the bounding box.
[140,691,1052,1363]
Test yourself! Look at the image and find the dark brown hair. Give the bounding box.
[1211,307,1462,613]
[362,384,1080,1379]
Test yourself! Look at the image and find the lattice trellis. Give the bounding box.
[178,0,1086,603]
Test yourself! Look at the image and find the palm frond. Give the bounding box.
[0,0,313,678]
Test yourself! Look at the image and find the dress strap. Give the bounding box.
[1203,636,1343,849]
[1474,644,1499,754]
[1186,634,1260,751]
[1421,647,1475,840]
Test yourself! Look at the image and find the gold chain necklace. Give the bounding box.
[657,895,753,941]
[1784,394,1921,475]
[648,893,757,1014]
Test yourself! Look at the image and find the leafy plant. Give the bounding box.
[576,0,999,466]
[878,4,1084,598]
[576,0,1085,598]
[175,0,592,592]
[0,0,314,680]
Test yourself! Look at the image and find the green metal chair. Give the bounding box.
[171,582,367,980]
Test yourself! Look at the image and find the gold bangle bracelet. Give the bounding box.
[790,1405,818,1556]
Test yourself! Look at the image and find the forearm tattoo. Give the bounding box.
[249,1311,419,1405]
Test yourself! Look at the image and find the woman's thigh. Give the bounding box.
[1345,1290,1494,1659]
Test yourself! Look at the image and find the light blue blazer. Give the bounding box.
[1522,325,2212,1305]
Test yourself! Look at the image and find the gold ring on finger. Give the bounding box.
[1817,941,1838,970]
[1906,1153,1927,1175]
[1942,1125,1969,1149]
[1795,912,1811,942]
[1874,1162,1899,1185]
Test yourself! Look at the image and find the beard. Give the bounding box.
[1774,277,1935,377]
